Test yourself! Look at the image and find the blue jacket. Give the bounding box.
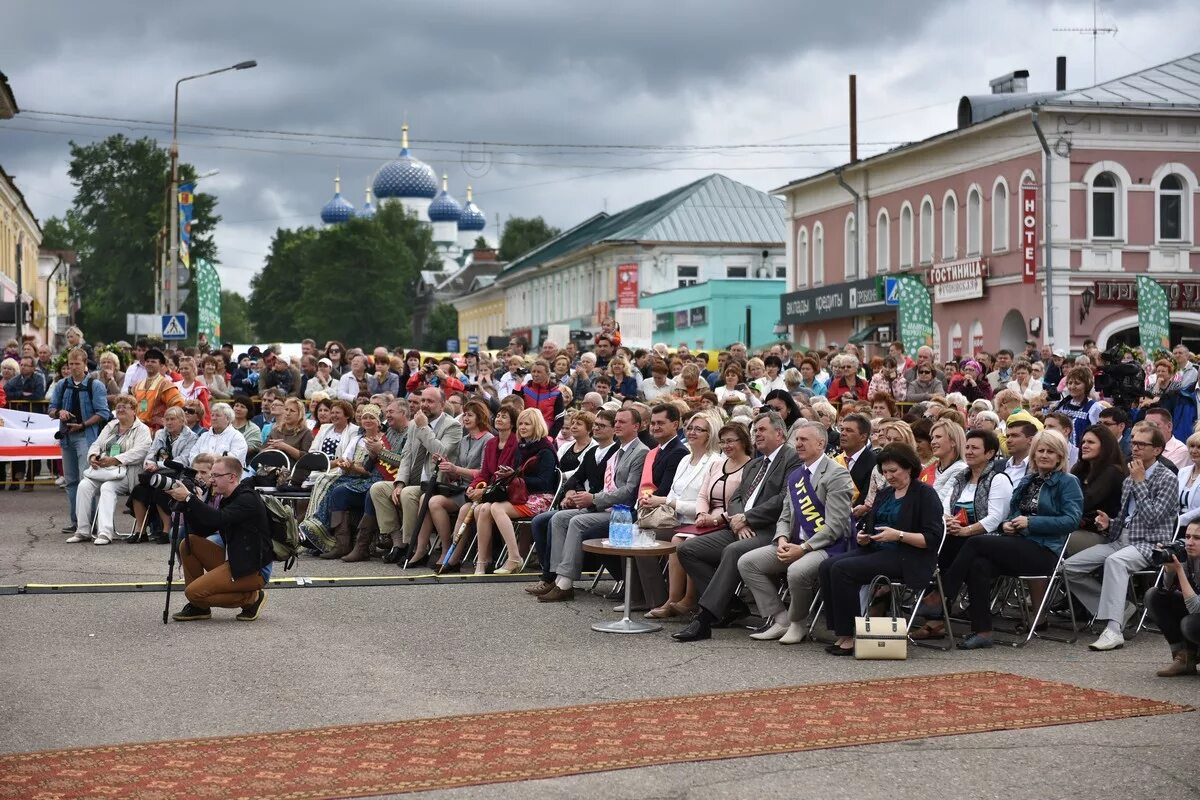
[48,375,112,447]
[1007,470,1083,554]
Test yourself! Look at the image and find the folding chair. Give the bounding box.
[891,527,957,652]
[249,450,292,474]
[993,536,1079,647]
[1127,528,1183,637]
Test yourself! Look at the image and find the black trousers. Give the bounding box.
[819,549,905,637]
[939,535,1060,633]
[1144,587,1200,649]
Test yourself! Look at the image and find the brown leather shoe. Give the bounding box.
[1156,650,1198,677]
[524,581,555,596]
[537,586,575,603]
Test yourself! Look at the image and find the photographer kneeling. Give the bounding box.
[166,455,274,622]
[1144,521,1200,677]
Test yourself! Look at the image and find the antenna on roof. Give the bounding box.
[1053,0,1117,85]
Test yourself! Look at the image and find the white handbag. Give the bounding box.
[83,465,127,482]
[854,575,908,660]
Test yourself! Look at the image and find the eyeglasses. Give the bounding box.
[1101,420,1122,427]
[918,370,933,375]
[685,425,708,433]
[1130,440,1157,449]
[185,409,200,415]
[210,471,237,480]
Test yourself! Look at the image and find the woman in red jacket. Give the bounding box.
[826,353,869,406]
[520,359,565,437]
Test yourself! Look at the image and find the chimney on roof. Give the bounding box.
[989,69,1030,94]
[1056,56,1067,91]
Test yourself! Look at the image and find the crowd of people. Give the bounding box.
[5,325,1198,675]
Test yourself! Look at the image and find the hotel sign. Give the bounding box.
[780,277,886,324]
[1021,184,1037,284]
[927,257,988,304]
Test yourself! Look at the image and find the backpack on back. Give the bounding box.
[261,494,300,571]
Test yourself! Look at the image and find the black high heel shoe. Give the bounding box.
[383,546,404,564]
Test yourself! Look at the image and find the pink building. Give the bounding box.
[776,53,1200,358]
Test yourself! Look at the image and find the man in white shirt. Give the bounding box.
[496,355,527,400]
[120,340,149,394]
[1001,418,1039,487]
[1145,408,1188,469]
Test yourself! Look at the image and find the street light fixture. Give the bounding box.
[167,60,256,315]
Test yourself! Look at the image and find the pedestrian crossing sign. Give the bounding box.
[161,313,188,340]
[884,277,900,306]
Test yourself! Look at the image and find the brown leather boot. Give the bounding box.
[319,512,352,559]
[1156,649,1198,677]
[342,515,378,562]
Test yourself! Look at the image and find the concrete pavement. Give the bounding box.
[2,489,1196,799]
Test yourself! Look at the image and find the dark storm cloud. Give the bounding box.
[1,0,1194,292]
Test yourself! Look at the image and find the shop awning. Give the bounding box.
[848,324,883,344]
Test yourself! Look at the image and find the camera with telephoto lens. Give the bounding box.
[53,413,79,440]
[1149,540,1189,567]
[142,459,199,496]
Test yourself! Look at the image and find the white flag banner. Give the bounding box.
[0,410,62,461]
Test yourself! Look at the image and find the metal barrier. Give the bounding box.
[2,399,61,488]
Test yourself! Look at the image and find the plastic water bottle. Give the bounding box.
[608,508,620,545]
[614,506,631,546]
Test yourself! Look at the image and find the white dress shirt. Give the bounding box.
[745,443,786,512]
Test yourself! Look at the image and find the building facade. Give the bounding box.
[776,53,1200,358]
[462,173,786,350]
[639,278,786,352]
[1,165,42,346]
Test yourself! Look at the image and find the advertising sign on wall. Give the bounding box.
[617,263,639,308]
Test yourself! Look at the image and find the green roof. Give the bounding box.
[503,174,784,277]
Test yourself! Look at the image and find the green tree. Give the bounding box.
[421,303,459,350]
[249,203,438,346]
[219,290,254,343]
[499,216,560,261]
[55,134,219,342]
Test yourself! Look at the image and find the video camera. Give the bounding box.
[1093,346,1147,407]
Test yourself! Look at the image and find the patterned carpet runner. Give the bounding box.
[0,670,1189,799]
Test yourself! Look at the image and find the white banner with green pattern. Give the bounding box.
[196,259,221,342]
[1136,275,1170,352]
[897,274,933,356]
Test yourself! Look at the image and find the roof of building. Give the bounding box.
[0,164,41,233]
[775,50,1200,196]
[428,176,463,222]
[0,71,17,118]
[373,125,438,200]
[502,174,784,277]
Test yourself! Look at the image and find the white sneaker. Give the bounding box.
[779,622,809,645]
[1089,628,1125,651]
[750,621,790,641]
[55,476,66,487]
[93,535,112,546]
[65,533,92,543]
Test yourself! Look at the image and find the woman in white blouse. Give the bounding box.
[1178,432,1200,530]
[67,395,152,545]
[643,410,723,619]
[308,399,360,461]
[186,402,249,466]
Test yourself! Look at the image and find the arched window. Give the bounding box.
[899,203,913,268]
[1091,171,1119,239]
[948,322,963,358]
[815,329,827,351]
[795,226,809,287]
[966,187,982,256]
[991,178,1009,252]
[1159,174,1185,241]
[844,213,858,279]
[919,197,934,264]
[812,223,825,286]
[942,191,958,260]
[876,209,890,273]
[969,320,984,354]
[798,330,811,350]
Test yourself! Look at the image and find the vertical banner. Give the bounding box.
[178,182,196,270]
[1020,184,1037,284]
[896,274,933,357]
[616,263,639,308]
[196,259,222,342]
[1136,275,1170,353]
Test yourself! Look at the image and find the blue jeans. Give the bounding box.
[531,509,557,582]
[60,432,91,527]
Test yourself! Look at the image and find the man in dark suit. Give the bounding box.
[623,404,689,609]
[838,413,877,516]
[674,411,802,641]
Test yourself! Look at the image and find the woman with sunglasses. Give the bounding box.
[323,341,349,379]
[906,364,944,403]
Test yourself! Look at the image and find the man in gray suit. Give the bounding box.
[674,412,802,641]
[538,407,649,601]
[370,387,463,559]
[738,419,854,644]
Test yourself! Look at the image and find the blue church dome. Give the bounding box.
[457,185,486,231]
[356,187,376,219]
[372,124,437,200]
[427,175,463,222]
[320,176,355,224]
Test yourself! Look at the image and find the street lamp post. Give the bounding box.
[168,60,256,316]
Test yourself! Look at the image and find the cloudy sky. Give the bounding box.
[2,0,1197,298]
